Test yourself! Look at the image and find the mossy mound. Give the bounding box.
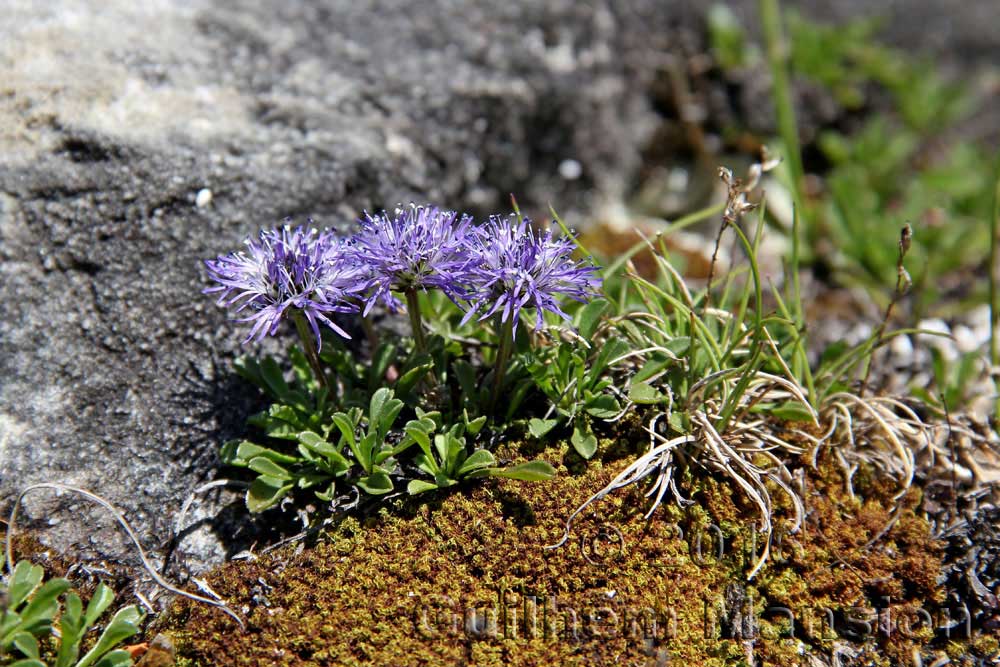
[156,440,947,666]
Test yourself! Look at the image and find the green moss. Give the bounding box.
[155,441,950,666]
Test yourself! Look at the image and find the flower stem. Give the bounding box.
[405,289,426,354]
[489,317,515,417]
[361,316,379,351]
[292,310,329,390]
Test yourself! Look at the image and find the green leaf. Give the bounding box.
[247,457,292,480]
[528,418,559,439]
[76,606,142,667]
[464,412,487,436]
[246,477,293,512]
[584,394,620,418]
[396,359,434,397]
[404,422,433,453]
[633,355,673,384]
[8,659,46,667]
[93,650,135,667]
[368,342,398,389]
[407,479,440,495]
[369,387,394,428]
[629,381,663,405]
[259,356,290,399]
[56,592,84,667]
[233,356,264,390]
[12,632,39,659]
[504,378,536,421]
[331,413,357,449]
[233,441,298,465]
[577,298,610,340]
[376,398,404,439]
[8,561,44,608]
[484,460,557,481]
[298,431,350,467]
[357,472,394,495]
[452,360,478,401]
[587,337,629,386]
[19,578,71,631]
[664,337,691,357]
[668,412,687,434]
[571,420,598,459]
[456,450,496,477]
[766,401,815,422]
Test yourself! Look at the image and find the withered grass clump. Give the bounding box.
[157,433,947,667]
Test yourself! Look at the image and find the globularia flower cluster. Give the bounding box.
[204,205,601,349]
[204,224,364,347]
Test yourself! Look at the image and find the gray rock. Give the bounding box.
[0,0,684,573]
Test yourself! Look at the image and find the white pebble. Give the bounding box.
[558,159,582,180]
[952,324,979,354]
[889,333,914,366]
[195,188,213,208]
[917,318,956,361]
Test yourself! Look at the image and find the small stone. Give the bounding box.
[890,333,914,367]
[558,159,582,180]
[952,324,979,354]
[195,188,213,208]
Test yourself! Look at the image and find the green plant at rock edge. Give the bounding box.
[0,558,143,667]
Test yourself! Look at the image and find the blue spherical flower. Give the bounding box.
[460,215,602,336]
[350,205,474,314]
[204,223,365,348]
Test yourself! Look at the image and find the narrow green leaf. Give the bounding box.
[234,441,298,465]
[19,578,72,629]
[298,432,351,469]
[368,342,398,389]
[8,659,46,667]
[259,356,290,399]
[577,298,610,340]
[93,649,134,667]
[56,592,84,667]
[395,361,434,397]
[75,606,142,667]
[764,402,815,422]
[377,397,404,439]
[247,457,293,480]
[404,422,432,453]
[332,413,357,448]
[633,356,673,384]
[68,588,91,629]
[485,460,557,481]
[233,356,264,390]
[12,632,39,659]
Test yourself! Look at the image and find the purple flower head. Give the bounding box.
[461,214,602,337]
[204,222,365,348]
[350,204,474,314]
